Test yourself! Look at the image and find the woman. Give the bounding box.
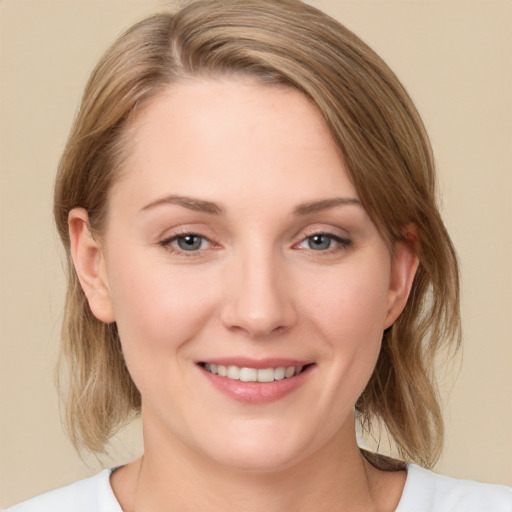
[6,0,511,510]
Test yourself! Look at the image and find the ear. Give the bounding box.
[383,227,419,329]
[68,208,115,323]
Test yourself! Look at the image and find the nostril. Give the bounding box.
[219,272,298,338]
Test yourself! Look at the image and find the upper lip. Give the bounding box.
[196,357,314,369]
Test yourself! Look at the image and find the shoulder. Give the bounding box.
[396,463,512,512]
[3,469,122,512]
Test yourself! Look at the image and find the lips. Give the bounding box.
[198,358,314,404]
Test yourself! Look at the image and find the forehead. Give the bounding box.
[110,78,358,212]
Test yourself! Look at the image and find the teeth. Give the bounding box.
[204,364,304,382]
[274,367,285,381]
[227,366,240,379]
[257,368,275,383]
[284,366,296,378]
[239,367,257,382]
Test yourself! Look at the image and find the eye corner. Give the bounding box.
[293,231,353,253]
[158,232,220,257]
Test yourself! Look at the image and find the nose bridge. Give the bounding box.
[221,240,296,338]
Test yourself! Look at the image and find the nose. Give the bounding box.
[220,247,298,339]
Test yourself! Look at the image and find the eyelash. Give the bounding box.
[159,231,352,257]
[294,232,352,254]
[159,232,216,257]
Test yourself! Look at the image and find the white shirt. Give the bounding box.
[5,463,512,511]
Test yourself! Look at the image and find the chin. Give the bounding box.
[195,420,321,473]
[208,443,305,473]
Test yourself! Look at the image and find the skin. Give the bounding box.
[69,78,418,511]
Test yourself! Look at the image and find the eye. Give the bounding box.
[306,234,333,250]
[296,233,351,252]
[160,233,212,253]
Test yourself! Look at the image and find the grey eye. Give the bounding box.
[307,234,332,250]
[176,235,205,251]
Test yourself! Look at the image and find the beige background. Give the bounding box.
[1,0,511,507]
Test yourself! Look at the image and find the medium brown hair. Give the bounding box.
[54,0,460,467]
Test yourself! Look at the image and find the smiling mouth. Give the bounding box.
[200,363,311,383]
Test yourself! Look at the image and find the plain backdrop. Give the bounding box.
[1,0,511,507]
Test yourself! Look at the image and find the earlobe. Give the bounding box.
[68,208,115,323]
[384,229,419,329]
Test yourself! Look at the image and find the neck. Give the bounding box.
[113,416,397,512]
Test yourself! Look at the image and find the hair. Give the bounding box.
[54,0,460,468]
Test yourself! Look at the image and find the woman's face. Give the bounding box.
[73,78,416,471]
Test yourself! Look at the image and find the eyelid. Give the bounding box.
[293,227,353,252]
[159,230,219,256]
[296,224,351,241]
[157,224,352,256]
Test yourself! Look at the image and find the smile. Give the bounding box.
[198,360,314,403]
[202,363,303,382]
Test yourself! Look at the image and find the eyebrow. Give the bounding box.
[293,197,362,215]
[140,194,361,216]
[140,195,224,215]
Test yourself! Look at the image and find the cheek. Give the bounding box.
[303,259,391,342]
[299,256,391,394]
[105,253,218,382]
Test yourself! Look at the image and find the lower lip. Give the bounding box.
[199,365,314,404]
